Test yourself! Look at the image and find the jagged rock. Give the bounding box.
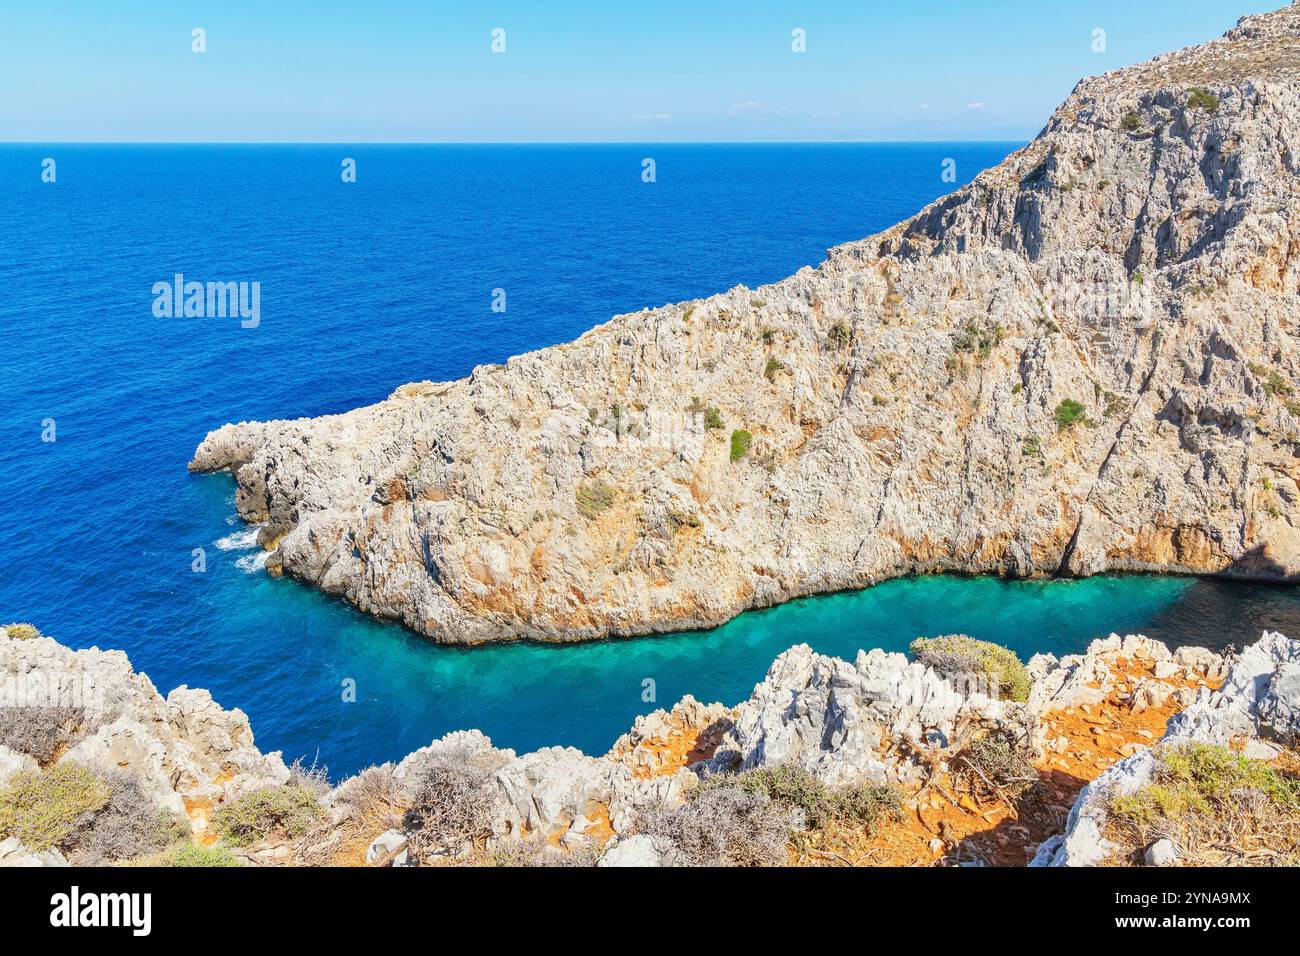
[703,643,1032,786]
[606,695,734,778]
[1145,839,1180,867]
[188,4,1300,645]
[494,747,613,838]
[0,746,38,786]
[1131,679,1175,714]
[596,835,662,867]
[0,631,290,833]
[0,837,69,868]
[366,829,409,866]
[1036,630,1300,866]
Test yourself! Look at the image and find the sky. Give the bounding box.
[0,1,1282,142]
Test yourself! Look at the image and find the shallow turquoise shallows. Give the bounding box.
[3,143,1298,779]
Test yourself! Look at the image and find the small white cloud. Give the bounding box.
[967,101,986,110]
[632,113,672,121]
[728,100,766,116]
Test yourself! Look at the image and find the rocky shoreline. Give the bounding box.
[3,622,1296,867]
[191,5,1300,644]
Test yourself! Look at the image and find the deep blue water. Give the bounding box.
[3,143,1299,779]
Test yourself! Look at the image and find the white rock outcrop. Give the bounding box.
[702,643,1033,786]
[0,632,290,823]
[1036,630,1300,866]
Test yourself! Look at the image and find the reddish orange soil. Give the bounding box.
[846,655,1224,867]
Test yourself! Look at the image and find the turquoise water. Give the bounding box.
[3,143,1298,779]
[182,474,1300,777]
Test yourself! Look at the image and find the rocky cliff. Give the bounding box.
[191,5,1300,643]
[4,622,1297,867]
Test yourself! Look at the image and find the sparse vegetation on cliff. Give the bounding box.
[706,763,902,832]
[1,623,40,641]
[687,396,725,430]
[211,784,324,847]
[0,763,111,852]
[1053,398,1090,431]
[1107,742,1300,865]
[730,429,753,461]
[636,786,800,866]
[828,320,851,349]
[576,479,616,519]
[74,771,188,865]
[403,760,497,861]
[911,634,1032,702]
[0,705,84,764]
[955,732,1039,801]
[1187,86,1220,113]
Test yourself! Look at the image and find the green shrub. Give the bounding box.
[170,842,243,867]
[0,763,112,852]
[759,327,777,345]
[729,429,752,462]
[828,321,851,349]
[687,397,725,429]
[2,623,40,641]
[953,319,1005,359]
[665,510,701,535]
[1054,398,1089,431]
[576,480,616,519]
[910,634,1032,702]
[1249,363,1293,398]
[1112,743,1300,828]
[1022,435,1041,458]
[1186,87,1220,113]
[764,358,785,382]
[1120,112,1142,131]
[210,785,323,848]
[1108,743,1300,863]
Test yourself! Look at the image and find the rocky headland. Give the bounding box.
[2,622,1297,867]
[192,5,1300,644]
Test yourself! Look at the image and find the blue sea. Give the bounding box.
[3,143,1298,779]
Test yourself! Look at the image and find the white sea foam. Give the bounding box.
[236,550,270,573]
[216,525,262,550]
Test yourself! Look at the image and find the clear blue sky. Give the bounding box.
[0,1,1281,142]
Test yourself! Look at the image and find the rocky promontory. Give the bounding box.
[192,5,1300,644]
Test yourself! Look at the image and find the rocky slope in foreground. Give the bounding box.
[3,623,1297,867]
[192,5,1300,644]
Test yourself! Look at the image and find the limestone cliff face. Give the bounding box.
[192,6,1300,644]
